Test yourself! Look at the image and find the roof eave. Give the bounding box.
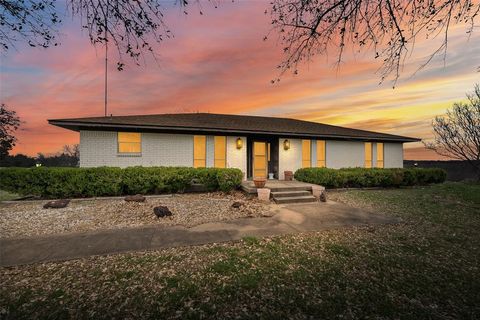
[48,120,421,143]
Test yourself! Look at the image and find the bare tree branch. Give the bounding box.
[268,0,480,85]
[424,84,480,180]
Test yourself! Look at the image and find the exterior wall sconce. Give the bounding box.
[236,137,243,149]
[283,139,290,150]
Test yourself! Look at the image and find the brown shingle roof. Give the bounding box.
[48,113,420,142]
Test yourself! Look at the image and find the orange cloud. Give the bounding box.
[1,2,478,160]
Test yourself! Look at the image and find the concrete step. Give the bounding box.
[273,195,317,204]
[271,190,312,198]
[268,186,313,192]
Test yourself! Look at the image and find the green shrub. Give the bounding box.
[216,168,243,192]
[294,167,446,188]
[0,167,242,198]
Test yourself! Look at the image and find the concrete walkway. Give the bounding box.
[0,201,399,267]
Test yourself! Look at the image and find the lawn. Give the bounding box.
[1,182,479,319]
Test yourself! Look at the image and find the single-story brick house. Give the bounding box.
[48,113,419,180]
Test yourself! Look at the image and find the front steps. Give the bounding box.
[271,190,317,204]
[240,180,320,204]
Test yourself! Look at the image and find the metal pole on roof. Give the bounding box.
[104,0,108,117]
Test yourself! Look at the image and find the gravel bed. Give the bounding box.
[0,192,270,239]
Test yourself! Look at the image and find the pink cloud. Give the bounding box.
[1,2,478,160]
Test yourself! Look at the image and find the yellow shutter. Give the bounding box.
[365,142,372,168]
[376,143,384,168]
[302,140,311,168]
[214,136,226,168]
[193,135,206,168]
[118,132,141,153]
[316,140,326,167]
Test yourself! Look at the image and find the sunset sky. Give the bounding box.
[1,1,479,160]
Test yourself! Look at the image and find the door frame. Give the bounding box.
[246,136,279,179]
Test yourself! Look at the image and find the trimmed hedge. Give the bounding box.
[0,167,243,198]
[294,167,447,188]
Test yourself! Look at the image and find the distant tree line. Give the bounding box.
[1,104,79,167]
[0,145,79,167]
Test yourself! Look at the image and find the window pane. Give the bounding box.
[317,140,326,167]
[214,136,226,168]
[193,135,206,168]
[194,159,205,168]
[214,160,226,168]
[376,143,384,168]
[118,132,141,153]
[365,142,372,168]
[119,142,141,153]
[118,132,141,143]
[302,140,311,168]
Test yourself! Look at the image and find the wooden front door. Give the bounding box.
[253,141,267,178]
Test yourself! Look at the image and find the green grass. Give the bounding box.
[0,190,19,201]
[1,182,479,319]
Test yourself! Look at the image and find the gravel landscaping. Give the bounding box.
[0,192,270,239]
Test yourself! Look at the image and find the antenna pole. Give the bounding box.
[104,0,108,117]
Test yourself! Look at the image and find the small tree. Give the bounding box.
[425,84,480,180]
[0,104,21,160]
[62,144,80,167]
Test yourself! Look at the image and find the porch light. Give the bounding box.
[283,139,290,150]
[236,137,243,149]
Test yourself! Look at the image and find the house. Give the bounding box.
[48,113,420,179]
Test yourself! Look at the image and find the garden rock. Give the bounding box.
[319,192,327,202]
[43,199,70,209]
[154,206,173,218]
[124,194,146,202]
[231,201,243,209]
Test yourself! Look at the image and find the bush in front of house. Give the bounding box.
[294,167,447,188]
[0,167,243,198]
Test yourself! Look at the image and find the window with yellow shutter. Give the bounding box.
[214,136,226,168]
[302,140,311,168]
[317,140,326,167]
[118,132,141,153]
[376,143,384,168]
[193,135,206,168]
[364,142,372,168]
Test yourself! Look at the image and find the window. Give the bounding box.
[317,140,326,167]
[376,143,384,168]
[118,132,141,153]
[214,136,226,168]
[302,140,311,168]
[364,142,372,168]
[193,135,206,168]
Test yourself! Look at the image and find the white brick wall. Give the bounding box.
[80,131,248,175]
[278,138,302,180]
[206,136,214,168]
[226,136,247,180]
[384,142,404,168]
[80,131,194,168]
[80,130,404,173]
[325,140,365,169]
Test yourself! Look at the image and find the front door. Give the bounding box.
[253,141,267,178]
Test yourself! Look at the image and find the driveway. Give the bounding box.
[0,201,399,267]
